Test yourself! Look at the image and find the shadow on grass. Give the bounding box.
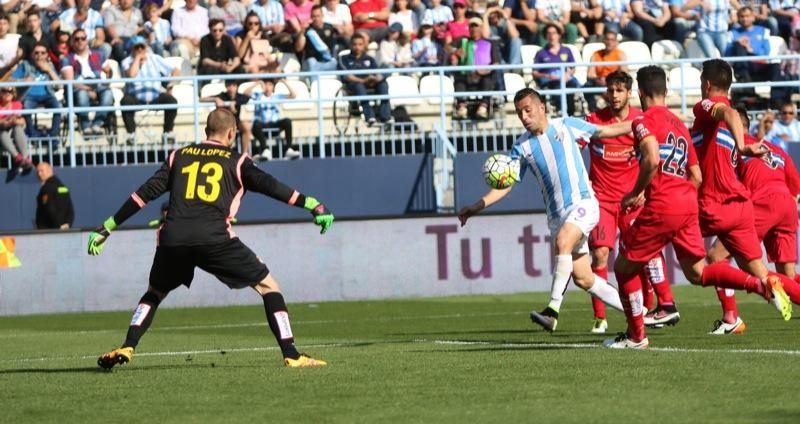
[0,363,257,375]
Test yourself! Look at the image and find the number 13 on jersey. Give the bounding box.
[181,161,223,202]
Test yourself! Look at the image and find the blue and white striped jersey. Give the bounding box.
[698,0,730,32]
[510,117,598,220]
[121,53,175,102]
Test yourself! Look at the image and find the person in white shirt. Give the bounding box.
[170,0,210,61]
[389,0,418,38]
[323,0,354,39]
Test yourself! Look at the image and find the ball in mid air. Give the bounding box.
[482,154,520,189]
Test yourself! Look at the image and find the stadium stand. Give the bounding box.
[0,0,798,169]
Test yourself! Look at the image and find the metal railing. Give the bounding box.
[1,53,798,169]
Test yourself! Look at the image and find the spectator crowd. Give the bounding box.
[0,0,799,164]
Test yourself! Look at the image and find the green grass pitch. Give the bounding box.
[1,286,799,423]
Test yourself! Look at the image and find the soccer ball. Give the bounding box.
[482,154,520,189]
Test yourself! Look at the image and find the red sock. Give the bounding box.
[616,269,646,342]
[645,253,675,306]
[641,275,655,311]
[715,287,739,323]
[591,266,608,319]
[768,272,800,304]
[701,262,763,295]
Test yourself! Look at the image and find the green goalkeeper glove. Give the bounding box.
[304,196,334,234]
[87,217,117,256]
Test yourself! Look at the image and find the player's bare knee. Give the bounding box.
[253,273,282,295]
[592,247,610,268]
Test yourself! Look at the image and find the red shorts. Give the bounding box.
[589,201,641,250]
[589,201,619,250]
[620,207,706,263]
[753,193,798,263]
[699,199,762,261]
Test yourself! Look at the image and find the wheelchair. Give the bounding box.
[332,84,394,136]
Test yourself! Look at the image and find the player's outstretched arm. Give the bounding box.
[457,187,511,227]
[87,164,171,256]
[593,121,633,139]
[242,161,334,234]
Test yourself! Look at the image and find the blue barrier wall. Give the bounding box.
[1,154,435,231]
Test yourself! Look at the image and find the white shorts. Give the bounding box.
[547,197,600,255]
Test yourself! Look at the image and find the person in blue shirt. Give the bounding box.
[338,31,393,126]
[458,88,634,333]
[11,41,62,140]
[729,6,787,107]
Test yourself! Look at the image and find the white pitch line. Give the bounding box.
[424,339,800,356]
[3,338,800,365]
[0,311,527,339]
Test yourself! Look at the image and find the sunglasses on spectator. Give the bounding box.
[73,36,87,41]
[247,21,260,26]
[211,27,225,32]
[781,110,795,115]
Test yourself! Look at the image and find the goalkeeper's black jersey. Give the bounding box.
[129,140,296,246]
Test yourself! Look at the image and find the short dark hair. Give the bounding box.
[636,66,667,97]
[735,106,750,128]
[352,31,367,43]
[513,88,546,110]
[0,13,8,23]
[737,5,753,14]
[701,59,733,91]
[606,70,633,90]
[311,4,323,12]
[206,107,237,136]
[72,28,87,40]
[209,18,224,29]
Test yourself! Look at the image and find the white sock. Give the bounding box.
[586,274,624,312]
[548,255,573,313]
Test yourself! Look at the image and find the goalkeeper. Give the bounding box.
[89,108,333,369]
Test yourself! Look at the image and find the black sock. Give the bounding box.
[262,292,300,359]
[122,291,162,349]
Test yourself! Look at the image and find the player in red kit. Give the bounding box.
[708,108,800,288]
[584,71,679,334]
[604,66,791,350]
[692,59,800,334]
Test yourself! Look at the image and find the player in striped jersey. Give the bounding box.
[458,88,633,332]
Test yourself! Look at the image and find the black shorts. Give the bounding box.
[149,238,269,292]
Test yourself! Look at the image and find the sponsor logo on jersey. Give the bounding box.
[602,144,635,162]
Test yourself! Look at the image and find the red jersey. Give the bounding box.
[585,106,643,203]
[350,0,388,31]
[738,136,800,202]
[632,105,698,215]
[690,96,750,203]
